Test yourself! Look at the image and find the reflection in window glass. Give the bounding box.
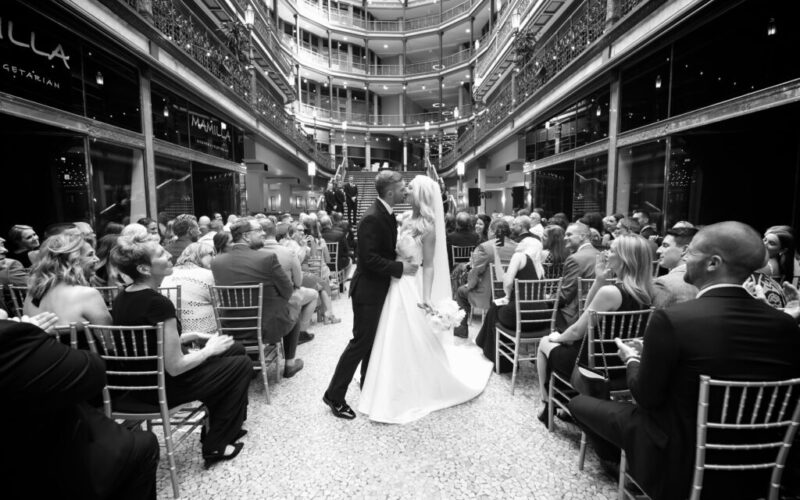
[574,154,607,220]
[152,82,190,147]
[90,142,145,230]
[83,45,141,132]
[533,162,574,218]
[155,156,193,219]
[617,141,666,226]
[192,163,237,219]
[620,47,670,132]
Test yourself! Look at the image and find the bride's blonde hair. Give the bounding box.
[403,175,438,238]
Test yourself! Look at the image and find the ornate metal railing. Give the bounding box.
[444,0,613,169]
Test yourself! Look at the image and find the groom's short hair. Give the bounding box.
[375,170,403,197]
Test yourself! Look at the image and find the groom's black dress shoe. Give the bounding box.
[323,394,356,420]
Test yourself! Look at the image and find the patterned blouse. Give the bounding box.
[161,264,217,334]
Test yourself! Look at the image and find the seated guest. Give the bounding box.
[7,224,40,268]
[475,214,491,244]
[549,212,569,231]
[298,220,340,324]
[111,234,251,467]
[530,211,545,239]
[541,225,568,278]
[213,230,233,255]
[0,313,159,499]
[259,219,319,343]
[568,222,800,500]
[537,234,653,424]
[320,215,351,272]
[164,214,200,264]
[24,233,112,327]
[0,236,27,287]
[512,215,537,243]
[633,209,657,240]
[474,238,549,370]
[200,219,224,243]
[73,221,97,248]
[103,221,124,237]
[453,221,517,338]
[211,218,304,377]
[198,215,211,236]
[137,217,161,242]
[760,225,795,281]
[652,227,699,308]
[161,242,218,335]
[446,211,480,271]
[555,222,599,332]
[91,234,122,287]
[614,217,641,237]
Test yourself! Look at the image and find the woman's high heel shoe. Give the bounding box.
[203,442,244,469]
[324,315,342,325]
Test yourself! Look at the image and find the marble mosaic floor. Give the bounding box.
[155,296,617,499]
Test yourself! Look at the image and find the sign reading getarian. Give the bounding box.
[0,3,80,111]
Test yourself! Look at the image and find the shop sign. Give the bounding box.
[0,3,79,110]
[189,110,233,160]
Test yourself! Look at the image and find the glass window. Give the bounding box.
[155,156,193,219]
[574,154,608,219]
[90,141,146,229]
[620,47,670,132]
[152,82,190,147]
[192,163,237,219]
[533,162,573,218]
[616,140,666,228]
[82,44,141,131]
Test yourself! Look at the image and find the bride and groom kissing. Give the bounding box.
[323,170,492,424]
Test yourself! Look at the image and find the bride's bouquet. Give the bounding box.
[418,300,466,334]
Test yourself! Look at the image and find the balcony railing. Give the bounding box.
[296,104,474,128]
[229,0,291,75]
[444,0,614,169]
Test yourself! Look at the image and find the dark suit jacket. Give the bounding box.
[446,229,480,270]
[624,287,800,499]
[211,243,295,342]
[322,227,351,271]
[349,200,403,305]
[324,190,336,213]
[334,188,346,213]
[344,182,358,208]
[556,243,599,331]
[164,235,193,264]
[0,321,142,499]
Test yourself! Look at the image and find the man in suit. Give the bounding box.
[568,221,800,500]
[0,313,159,499]
[323,170,419,419]
[555,222,598,331]
[333,180,346,215]
[165,214,200,264]
[211,217,305,377]
[512,215,539,243]
[260,219,317,345]
[324,182,336,213]
[453,220,517,338]
[652,226,699,309]
[446,211,480,271]
[343,175,358,226]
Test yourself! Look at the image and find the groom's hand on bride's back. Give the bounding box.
[402,262,419,275]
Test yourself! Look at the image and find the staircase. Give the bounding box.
[349,170,419,236]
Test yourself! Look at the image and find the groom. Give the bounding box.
[323,170,418,419]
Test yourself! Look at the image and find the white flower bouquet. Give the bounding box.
[418,299,466,333]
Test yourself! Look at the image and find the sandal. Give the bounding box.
[324,315,342,325]
[203,442,244,469]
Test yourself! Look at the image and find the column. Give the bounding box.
[294,14,300,47]
[295,64,302,114]
[402,82,407,125]
[328,76,334,118]
[346,88,352,118]
[364,39,369,75]
[365,131,371,171]
[373,93,379,124]
[402,133,408,171]
[477,164,487,214]
[364,83,370,124]
[139,71,157,218]
[327,30,332,68]
[438,76,443,122]
[402,39,407,75]
[605,0,620,30]
[608,72,621,215]
[438,129,443,171]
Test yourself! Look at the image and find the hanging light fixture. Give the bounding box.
[767,18,776,36]
[95,71,104,86]
[596,106,601,117]
[244,4,255,27]
[655,74,662,89]
[163,106,170,118]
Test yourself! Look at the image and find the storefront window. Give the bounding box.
[533,162,574,219]
[620,47,671,132]
[82,45,141,132]
[152,82,190,147]
[90,141,145,230]
[574,154,608,218]
[155,156,193,219]
[192,163,237,218]
[616,141,666,229]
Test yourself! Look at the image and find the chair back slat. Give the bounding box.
[691,376,800,499]
[51,322,83,350]
[8,284,27,317]
[542,261,565,279]
[157,285,182,323]
[489,263,509,300]
[450,245,475,267]
[326,242,340,271]
[514,278,562,333]
[210,284,263,343]
[92,285,123,312]
[586,309,652,380]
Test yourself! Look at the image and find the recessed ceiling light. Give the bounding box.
[383,85,388,90]
[383,44,388,49]
[465,28,470,33]
[343,36,348,41]
[422,85,426,90]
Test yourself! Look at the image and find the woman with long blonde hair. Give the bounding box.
[535,234,653,425]
[24,233,112,326]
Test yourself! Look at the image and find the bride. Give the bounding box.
[358,175,493,424]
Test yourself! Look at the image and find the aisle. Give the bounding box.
[155,297,617,499]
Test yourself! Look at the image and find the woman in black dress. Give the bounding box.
[110,234,252,467]
[535,234,653,425]
[475,238,550,372]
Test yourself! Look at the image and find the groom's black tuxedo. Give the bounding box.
[326,199,403,403]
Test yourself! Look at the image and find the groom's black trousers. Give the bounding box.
[325,301,381,402]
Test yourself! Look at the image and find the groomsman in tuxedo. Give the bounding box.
[324,170,418,419]
[333,180,346,215]
[568,221,800,500]
[324,182,336,213]
[344,175,358,226]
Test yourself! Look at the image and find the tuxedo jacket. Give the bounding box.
[324,190,336,212]
[556,243,599,331]
[624,287,800,499]
[0,320,141,498]
[211,243,295,341]
[344,182,358,207]
[349,200,403,305]
[334,188,346,212]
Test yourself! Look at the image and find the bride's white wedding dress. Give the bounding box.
[358,223,493,424]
